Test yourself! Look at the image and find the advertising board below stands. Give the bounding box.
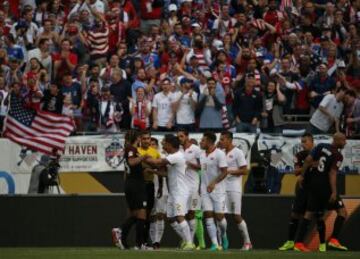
[0,134,359,194]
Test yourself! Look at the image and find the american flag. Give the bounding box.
[3,93,74,155]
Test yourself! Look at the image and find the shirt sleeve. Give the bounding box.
[236,149,247,167]
[152,94,158,108]
[319,94,332,108]
[217,150,228,168]
[166,153,178,165]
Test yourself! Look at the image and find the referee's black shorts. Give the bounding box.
[145,181,155,212]
[125,179,147,210]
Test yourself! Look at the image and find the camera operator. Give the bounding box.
[28,155,61,194]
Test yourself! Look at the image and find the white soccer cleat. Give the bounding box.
[112,228,124,249]
[134,244,154,250]
[241,243,253,251]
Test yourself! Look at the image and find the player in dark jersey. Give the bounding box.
[294,133,347,252]
[279,133,314,251]
[112,130,151,250]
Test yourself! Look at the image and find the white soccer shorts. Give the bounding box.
[167,194,189,218]
[151,194,168,216]
[201,192,226,213]
[225,191,242,215]
[187,191,201,211]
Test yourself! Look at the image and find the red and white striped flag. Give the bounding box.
[280,0,293,11]
[3,93,74,155]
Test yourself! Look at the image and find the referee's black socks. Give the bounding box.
[295,218,311,243]
[136,218,146,247]
[332,216,345,239]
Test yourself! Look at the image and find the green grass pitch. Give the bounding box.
[0,248,359,259]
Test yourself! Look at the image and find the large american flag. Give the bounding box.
[3,93,74,155]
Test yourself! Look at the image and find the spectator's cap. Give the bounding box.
[133,80,145,92]
[212,39,224,50]
[169,51,177,58]
[8,56,19,63]
[162,77,171,84]
[182,16,191,23]
[320,35,330,41]
[169,4,178,12]
[15,20,28,30]
[337,60,346,68]
[180,77,193,85]
[191,23,201,28]
[201,69,212,78]
[319,62,328,69]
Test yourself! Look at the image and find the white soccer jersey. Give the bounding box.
[152,92,175,127]
[200,148,228,194]
[225,147,247,193]
[183,144,201,190]
[166,151,188,196]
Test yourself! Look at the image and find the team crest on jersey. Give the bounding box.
[105,137,125,169]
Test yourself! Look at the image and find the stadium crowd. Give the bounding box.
[0,0,360,136]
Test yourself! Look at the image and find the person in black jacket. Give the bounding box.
[41,83,63,114]
[233,74,262,133]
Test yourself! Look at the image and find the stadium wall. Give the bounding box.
[0,195,359,251]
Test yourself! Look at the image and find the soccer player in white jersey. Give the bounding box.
[145,134,194,250]
[177,129,202,244]
[219,131,252,250]
[199,132,228,251]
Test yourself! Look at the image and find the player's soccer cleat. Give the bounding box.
[209,244,222,251]
[328,238,348,251]
[196,245,206,250]
[134,244,154,250]
[179,240,186,249]
[294,242,310,252]
[278,240,294,251]
[222,235,229,250]
[319,243,326,252]
[182,242,195,250]
[241,243,253,251]
[112,228,124,249]
[152,242,160,250]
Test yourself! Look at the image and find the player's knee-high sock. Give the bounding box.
[149,221,157,244]
[217,218,227,238]
[331,216,345,239]
[195,216,205,248]
[171,221,185,241]
[135,219,146,247]
[156,220,165,243]
[188,219,196,241]
[121,216,137,246]
[238,220,251,244]
[295,218,311,243]
[205,218,219,246]
[179,220,192,243]
[288,218,299,241]
[317,219,326,243]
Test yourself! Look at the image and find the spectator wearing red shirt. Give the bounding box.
[140,0,163,33]
[52,38,78,82]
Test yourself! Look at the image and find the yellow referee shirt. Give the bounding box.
[138,146,161,182]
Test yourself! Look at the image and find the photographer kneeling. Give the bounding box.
[28,155,61,194]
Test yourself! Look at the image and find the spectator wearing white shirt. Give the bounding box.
[152,78,175,131]
[309,87,346,134]
[172,77,197,132]
[26,38,52,78]
[11,7,39,49]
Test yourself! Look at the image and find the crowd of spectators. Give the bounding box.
[0,0,360,137]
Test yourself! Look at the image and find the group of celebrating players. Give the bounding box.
[112,129,349,252]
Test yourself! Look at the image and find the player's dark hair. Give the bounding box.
[164,134,180,149]
[125,129,140,146]
[141,130,151,137]
[150,137,158,146]
[221,130,233,139]
[203,132,217,143]
[345,89,357,98]
[302,133,314,141]
[178,128,189,136]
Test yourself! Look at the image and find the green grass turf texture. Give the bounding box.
[0,248,359,259]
